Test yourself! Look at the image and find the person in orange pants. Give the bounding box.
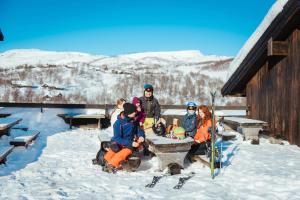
[104,103,145,171]
[104,148,133,168]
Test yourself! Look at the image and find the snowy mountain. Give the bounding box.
[0,49,244,105]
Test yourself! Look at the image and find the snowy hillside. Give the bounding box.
[0,49,244,105]
[0,107,300,199]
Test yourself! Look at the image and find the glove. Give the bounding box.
[138,137,144,143]
[132,142,139,147]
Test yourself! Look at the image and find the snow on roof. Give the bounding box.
[226,0,289,80]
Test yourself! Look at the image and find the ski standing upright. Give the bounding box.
[210,91,216,179]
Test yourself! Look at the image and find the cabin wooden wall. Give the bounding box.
[246,29,300,146]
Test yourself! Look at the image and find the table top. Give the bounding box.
[224,117,267,124]
[146,134,194,145]
[63,113,105,119]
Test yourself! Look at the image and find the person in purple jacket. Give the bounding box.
[132,97,146,127]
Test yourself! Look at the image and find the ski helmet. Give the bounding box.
[186,101,197,110]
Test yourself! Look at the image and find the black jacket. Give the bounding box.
[139,96,161,121]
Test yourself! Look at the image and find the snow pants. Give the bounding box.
[104,148,133,168]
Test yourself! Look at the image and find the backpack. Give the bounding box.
[152,122,166,137]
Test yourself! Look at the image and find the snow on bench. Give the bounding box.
[58,113,106,129]
[0,118,22,136]
[9,130,40,147]
[218,131,238,141]
[146,135,194,171]
[223,117,268,140]
[0,146,14,165]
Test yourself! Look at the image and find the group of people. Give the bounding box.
[103,84,214,172]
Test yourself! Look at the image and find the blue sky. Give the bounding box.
[0,0,275,56]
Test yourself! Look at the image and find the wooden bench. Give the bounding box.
[58,113,106,129]
[0,118,22,136]
[146,135,194,171]
[10,130,40,147]
[0,146,14,165]
[217,131,238,141]
[0,113,11,118]
[223,117,268,140]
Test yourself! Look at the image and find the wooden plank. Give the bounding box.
[192,155,210,167]
[0,146,14,164]
[192,155,222,169]
[268,38,289,56]
[10,130,40,147]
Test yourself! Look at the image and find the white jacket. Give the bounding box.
[110,108,123,128]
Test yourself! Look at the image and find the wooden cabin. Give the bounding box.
[0,29,3,41]
[222,0,300,146]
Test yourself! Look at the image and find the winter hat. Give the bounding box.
[123,103,137,116]
[132,97,140,106]
[144,84,153,92]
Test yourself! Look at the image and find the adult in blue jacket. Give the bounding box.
[104,103,145,169]
[181,102,198,138]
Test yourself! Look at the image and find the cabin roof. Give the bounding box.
[222,0,300,96]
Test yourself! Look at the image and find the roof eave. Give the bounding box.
[222,0,300,96]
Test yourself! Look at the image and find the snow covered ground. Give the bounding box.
[1,108,300,200]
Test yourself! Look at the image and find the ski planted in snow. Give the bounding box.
[145,172,170,188]
[173,172,196,189]
[210,91,216,179]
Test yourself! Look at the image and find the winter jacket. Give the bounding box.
[110,108,123,127]
[136,108,146,124]
[182,113,197,138]
[194,119,212,143]
[112,113,145,148]
[139,96,161,121]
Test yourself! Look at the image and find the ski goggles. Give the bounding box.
[187,106,196,110]
[145,88,153,92]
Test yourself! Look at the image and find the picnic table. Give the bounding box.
[10,130,40,147]
[223,117,268,140]
[0,118,22,136]
[146,135,194,171]
[0,146,14,165]
[58,113,106,129]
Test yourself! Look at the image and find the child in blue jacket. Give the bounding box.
[181,102,197,138]
[104,103,145,169]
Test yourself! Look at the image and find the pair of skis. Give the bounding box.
[145,172,195,189]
